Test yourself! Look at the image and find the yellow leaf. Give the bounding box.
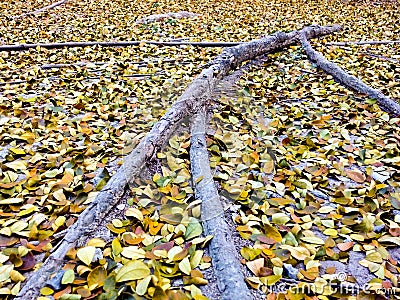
[136,275,152,296]
[280,245,310,260]
[87,238,106,248]
[77,246,96,265]
[62,269,75,284]
[264,223,282,242]
[112,239,123,256]
[5,161,27,170]
[125,208,143,221]
[0,198,23,205]
[88,266,107,290]
[0,264,13,282]
[116,260,150,282]
[195,176,204,183]
[40,287,54,296]
[179,257,191,275]
[301,236,325,245]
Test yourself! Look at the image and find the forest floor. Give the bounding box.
[0,0,400,299]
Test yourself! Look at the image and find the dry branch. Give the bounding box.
[0,41,241,52]
[327,40,400,46]
[40,58,179,69]
[0,74,155,87]
[299,34,400,116]
[16,24,341,300]
[190,109,253,300]
[360,51,399,64]
[136,11,201,24]
[13,0,68,18]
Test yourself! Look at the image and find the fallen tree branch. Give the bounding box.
[190,108,253,300]
[13,0,68,18]
[40,58,180,69]
[0,73,157,87]
[299,34,400,116]
[136,11,201,24]
[360,51,399,64]
[16,24,341,300]
[0,41,241,52]
[327,40,400,46]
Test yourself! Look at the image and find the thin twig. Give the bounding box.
[13,0,68,18]
[359,51,399,63]
[0,41,242,52]
[0,73,162,87]
[40,58,180,69]
[327,40,400,46]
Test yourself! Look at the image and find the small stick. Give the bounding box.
[0,41,242,52]
[13,0,68,18]
[327,40,400,46]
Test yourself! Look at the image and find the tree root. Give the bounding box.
[299,34,400,116]
[16,25,341,299]
[190,108,253,299]
[136,11,201,24]
[13,0,68,19]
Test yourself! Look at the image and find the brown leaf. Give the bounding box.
[18,251,36,271]
[345,169,366,183]
[246,258,264,276]
[337,241,354,251]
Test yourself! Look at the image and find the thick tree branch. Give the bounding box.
[190,108,253,300]
[16,24,341,300]
[299,34,400,116]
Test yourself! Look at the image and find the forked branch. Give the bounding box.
[16,25,341,300]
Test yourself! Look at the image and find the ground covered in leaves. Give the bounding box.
[0,0,400,299]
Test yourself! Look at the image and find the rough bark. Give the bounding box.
[136,11,201,24]
[300,34,400,116]
[14,0,68,18]
[190,109,253,300]
[16,24,341,300]
[327,40,400,46]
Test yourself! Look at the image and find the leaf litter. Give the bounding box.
[1,0,400,299]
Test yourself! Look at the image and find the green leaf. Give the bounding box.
[185,218,202,240]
